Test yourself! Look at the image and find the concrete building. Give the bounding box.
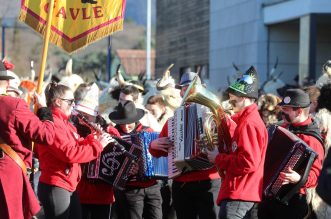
[156,0,331,92]
[155,0,210,81]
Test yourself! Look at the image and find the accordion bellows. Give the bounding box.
[86,131,167,190]
[263,125,318,205]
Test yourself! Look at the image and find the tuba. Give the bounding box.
[181,76,232,153]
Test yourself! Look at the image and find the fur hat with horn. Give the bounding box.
[116,64,145,93]
[316,60,331,88]
[59,59,84,92]
[156,64,175,90]
[155,64,181,110]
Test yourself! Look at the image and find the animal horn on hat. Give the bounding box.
[65,58,73,76]
[156,63,174,91]
[44,69,53,84]
[116,64,129,87]
[30,60,36,81]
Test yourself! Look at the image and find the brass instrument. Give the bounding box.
[181,76,232,153]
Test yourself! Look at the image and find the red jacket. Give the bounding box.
[36,108,103,192]
[215,103,268,204]
[149,115,237,182]
[0,96,55,219]
[0,96,55,167]
[283,117,324,194]
[76,126,121,204]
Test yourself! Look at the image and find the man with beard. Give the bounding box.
[258,88,324,219]
[204,66,268,219]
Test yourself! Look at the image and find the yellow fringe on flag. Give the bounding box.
[19,0,125,53]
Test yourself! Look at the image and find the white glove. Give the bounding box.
[207,146,219,163]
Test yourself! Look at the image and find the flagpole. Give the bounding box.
[36,0,55,94]
[146,0,151,80]
[31,0,55,184]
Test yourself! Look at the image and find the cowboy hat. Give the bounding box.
[108,100,145,124]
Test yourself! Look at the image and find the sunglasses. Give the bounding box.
[59,98,75,105]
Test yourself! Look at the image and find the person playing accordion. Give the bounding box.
[258,88,324,219]
[109,100,163,219]
[150,72,232,219]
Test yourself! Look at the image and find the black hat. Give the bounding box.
[108,100,145,124]
[227,66,259,99]
[175,72,201,89]
[0,61,15,80]
[279,88,310,108]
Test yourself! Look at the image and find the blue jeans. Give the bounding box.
[218,200,255,219]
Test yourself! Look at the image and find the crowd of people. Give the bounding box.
[0,58,331,219]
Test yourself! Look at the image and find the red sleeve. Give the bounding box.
[14,99,55,145]
[215,122,267,176]
[297,134,324,189]
[47,121,103,163]
[107,125,121,137]
[149,121,168,157]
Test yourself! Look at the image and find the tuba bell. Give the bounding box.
[181,76,232,153]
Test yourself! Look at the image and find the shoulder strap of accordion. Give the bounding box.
[288,120,324,147]
[291,130,324,146]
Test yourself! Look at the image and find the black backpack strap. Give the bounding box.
[290,130,324,146]
[289,120,324,147]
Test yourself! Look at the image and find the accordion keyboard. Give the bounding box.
[168,117,181,178]
[270,145,304,196]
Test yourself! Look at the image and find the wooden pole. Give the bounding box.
[36,0,55,94]
[31,0,55,183]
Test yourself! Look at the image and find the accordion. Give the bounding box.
[263,125,318,205]
[168,104,213,178]
[86,137,141,190]
[122,131,168,180]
